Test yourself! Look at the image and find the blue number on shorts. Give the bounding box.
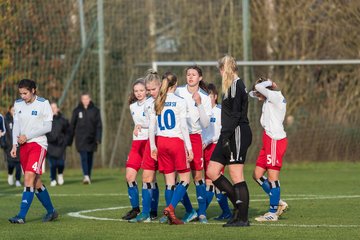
[158,109,175,130]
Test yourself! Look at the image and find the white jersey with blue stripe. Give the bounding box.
[201,104,221,146]
[14,96,53,149]
[130,100,149,140]
[152,93,187,139]
[176,85,212,134]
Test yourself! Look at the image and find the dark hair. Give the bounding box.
[18,79,36,94]
[185,65,208,92]
[8,104,14,111]
[128,78,146,105]
[155,72,177,115]
[252,77,274,91]
[207,83,219,104]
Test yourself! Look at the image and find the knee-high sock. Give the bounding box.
[205,185,214,209]
[179,183,193,213]
[165,185,175,206]
[195,180,207,216]
[269,180,281,213]
[127,181,139,209]
[255,176,271,195]
[212,175,236,207]
[215,188,231,214]
[170,181,189,209]
[18,187,35,219]
[142,182,153,215]
[35,185,55,214]
[234,181,249,222]
[151,182,159,213]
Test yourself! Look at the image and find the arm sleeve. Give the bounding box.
[96,109,102,143]
[180,117,192,151]
[197,104,210,129]
[68,110,77,145]
[254,80,272,99]
[26,121,52,140]
[0,115,5,135]
[12,119,20,146]
[149,111,157,150]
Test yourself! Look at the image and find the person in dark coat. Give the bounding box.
[70,93,102,184]
[46,102,71,186]
[1,105,22,187]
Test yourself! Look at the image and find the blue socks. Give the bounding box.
[35,185,55,214]
[205,185,215,209]
[165,185,175,206]
[180,187,193,213]
[256,176,271,195]
[215,188,231,214]
[18,187,35,219]
[195,180,207,216]
[170,181,188,209]
[151,182,159,213]
[127,181,139,209]
[269,180,280,213]
[141,182,153,215]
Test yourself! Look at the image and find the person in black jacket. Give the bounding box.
[46,102,71,187]
[207,55,252,227]
[1,105,22,187]
[70,93,102,184]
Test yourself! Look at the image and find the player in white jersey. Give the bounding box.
[201,83,232,220]
[122,78,148,221]
[175,65,212,223]
[249,77,288,222]
[149,72,193,225]
[129,70,161,223]
[9,79,58,224]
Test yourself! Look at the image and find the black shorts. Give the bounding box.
[211,124,252,166]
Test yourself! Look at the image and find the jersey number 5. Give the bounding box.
[158,109,175,130]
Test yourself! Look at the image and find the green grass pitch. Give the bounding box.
[0,162,359,240]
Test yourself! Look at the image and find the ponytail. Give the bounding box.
[155,72,177,115]
[218,55,238,98]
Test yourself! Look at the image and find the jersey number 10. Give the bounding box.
[158,109,175,130]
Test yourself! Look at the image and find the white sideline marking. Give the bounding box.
[67,195,360,228]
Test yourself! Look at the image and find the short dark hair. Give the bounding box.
[207,83,219,104]
[18,79,36,93]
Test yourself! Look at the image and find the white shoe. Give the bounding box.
[276,200,288,216]
[15,180,22,187]
[50,180,57,187]
[83,175,91,184]
[8,174,14,186]
[255,212,278,222]
[57,174,64,185]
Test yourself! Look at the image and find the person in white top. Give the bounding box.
[249,77,288,222]
[9,79,58,224]
[175,65,212,223]
[201,83,232,221]
[149,72,193,225]
[122,78,148,221]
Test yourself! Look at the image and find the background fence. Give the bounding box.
[1,0,359,168]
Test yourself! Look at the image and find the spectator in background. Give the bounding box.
[2,105,22,187]
[46,102,71,187]
[70,93,102,184]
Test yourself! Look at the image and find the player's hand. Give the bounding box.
[222,138,231,160]
[192,92,202,106]
[202,143,207,150]
[187,149,194,162]
[133,125,142,137]
[17,135,27,145]
[151,148,158,161]
[10,145,17,158]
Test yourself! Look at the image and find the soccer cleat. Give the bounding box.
[159,215,169,224]
[198,215,208,224]
[122,208,140,220]
[8,174,14,186]
[43,210,59,222]
[128,212,151,223]
[182,209,198,223]
[164,206,183,225]
[50,180,57,187]
[214,211,232,221]
[276,200,288,216]
[150,211,158,220]
[83,175,91,184]
[57,174,64,185]
[255,212,278,222]
[15,180,22,187]
[8,216,25,224]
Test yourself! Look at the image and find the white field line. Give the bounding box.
[66,195,360,228]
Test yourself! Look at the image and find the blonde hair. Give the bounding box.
[144,69,161,86]
[155,72,177,115]
[218,55,238,97]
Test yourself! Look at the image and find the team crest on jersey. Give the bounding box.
[31,110,38,116]
[210,117,216,123]
[79,112,83,118]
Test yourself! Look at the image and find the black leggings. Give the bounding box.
[8,160,22,181]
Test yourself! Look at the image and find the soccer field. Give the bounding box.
[0,162,359,240]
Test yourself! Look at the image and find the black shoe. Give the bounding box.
[224,208,239,224]
[150,211,158,220]
[122,208,140,220]
[223,220,250,227]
